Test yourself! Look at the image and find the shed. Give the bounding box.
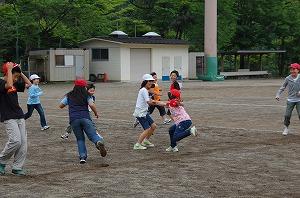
[80,31,189,81]
[28,49,89,82]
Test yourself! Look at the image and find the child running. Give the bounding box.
[24,74,49,131]
[158,89,197,152]
[61,83,96,139]
[59,79,106,164]
[133,74,158,150]
[0,62,32,176]
[276,63,300,135]
[148,72,171,124]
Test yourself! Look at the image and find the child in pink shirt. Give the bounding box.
[158,89,197,152]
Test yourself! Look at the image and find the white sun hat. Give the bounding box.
[142,74,155,81]
[29,74,41,81]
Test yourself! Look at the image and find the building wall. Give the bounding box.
[80,40,121,81]
[48,49,89,81]
[151,46,189,79]
[189,52,205,79]
[120,47,131,81]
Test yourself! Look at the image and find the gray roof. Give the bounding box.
[81,36,188,45]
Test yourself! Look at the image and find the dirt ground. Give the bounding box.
[0,79,300,198]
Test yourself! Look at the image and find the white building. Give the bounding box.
[188,52,205,79]
[28,49,89,82]
[80,31,189,81]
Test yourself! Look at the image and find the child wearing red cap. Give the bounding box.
[157,89,197,152]
[59,79,107,164]
[167,70,181,121]
[276,63,300,135]
[0,62,32,175]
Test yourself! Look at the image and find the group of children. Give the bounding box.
[2,60,299,176]
[132,71,197,152]
[0,61,197,176]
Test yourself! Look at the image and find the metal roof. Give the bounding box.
[80,36,188,45]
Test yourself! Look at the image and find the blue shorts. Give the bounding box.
[136,114,154,130]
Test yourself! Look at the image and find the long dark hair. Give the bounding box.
[140,80,148,89]
[67,86,88,105]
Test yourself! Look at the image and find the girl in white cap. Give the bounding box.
[24,74,49,131]
[133,74,158,150]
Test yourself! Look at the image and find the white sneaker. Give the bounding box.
[190,126,197,136]
[141,139,154,147]
[165,146,179,152]
[163,119,172,124]
[282,127,289,136]
[133,143,147,150]
[41,126,50,131]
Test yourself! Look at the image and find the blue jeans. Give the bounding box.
[169,120,192,148]
[71,118,103,160]
[24,104,47,127]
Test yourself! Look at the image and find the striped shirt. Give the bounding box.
[276,74,300,102]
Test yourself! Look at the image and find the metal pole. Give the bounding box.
[201,0,224,81]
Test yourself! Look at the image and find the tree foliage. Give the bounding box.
[0,0,299,75]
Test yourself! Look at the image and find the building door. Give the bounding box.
[174,56,182,79]
[75,55,84,79]
[162,56,170,81]
[130,48,151,81]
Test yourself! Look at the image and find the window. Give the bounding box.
[92,48,109,61]
[55,55,65,66]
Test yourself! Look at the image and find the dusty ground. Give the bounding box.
[0,79,300,198]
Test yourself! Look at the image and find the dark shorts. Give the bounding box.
[136,114,154,130]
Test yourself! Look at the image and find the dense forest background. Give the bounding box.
[0,0,300,76]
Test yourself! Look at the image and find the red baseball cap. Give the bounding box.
[74,79,87,87]
[290,63,300,70]
[168,99,179,107]
[170,89,181,98]
[2,62,19,75]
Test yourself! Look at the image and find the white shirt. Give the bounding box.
[133,87,150,117]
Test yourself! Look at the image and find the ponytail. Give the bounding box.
[140,80,148,89]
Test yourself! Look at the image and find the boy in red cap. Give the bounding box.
[0,62,32,175]
[157,89,197,152]
[276,63,300,135]
[59,79,107,164]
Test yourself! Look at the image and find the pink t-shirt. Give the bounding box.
[169,105,191,125]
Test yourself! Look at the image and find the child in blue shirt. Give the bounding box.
[24,74,49,131]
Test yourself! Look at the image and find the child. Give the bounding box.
[59,79,106,164]
[0,62,32,176]
[133,74,158,150]
[276,63,300,135]
[148,72,171,124]
[167,70,181,121]
[158,89,197,152]
[61,83,97,139]
[24,74,49,131]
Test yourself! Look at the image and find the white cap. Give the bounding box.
[30,74,40,81]
[142,74,155,81]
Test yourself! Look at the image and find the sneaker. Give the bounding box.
[133,119,140,128]
[96,141,107,157]
[12,169,26,176]
[163,119,171,125]
[283,126,289,136]
[80,159,86,164]
[41,126,50,131]
[141,139,154,147]
[0,163,5,175]
[165,146,178,152]
[133,143,147,150]
[61,133,69,140]
[190,126,198,136]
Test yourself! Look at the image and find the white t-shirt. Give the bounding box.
[133,87,150,117]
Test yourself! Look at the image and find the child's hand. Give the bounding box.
[94,112,99,119]
[6,62,14,71]
[275,96,280,101]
